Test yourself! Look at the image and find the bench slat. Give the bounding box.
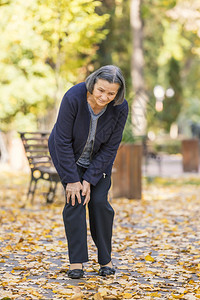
[26,149,49,153]
[22,137,48,141]
[24,144,48,148]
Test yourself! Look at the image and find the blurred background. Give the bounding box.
[0,0,200,174]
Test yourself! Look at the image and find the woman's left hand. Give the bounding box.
[82,180,91,205]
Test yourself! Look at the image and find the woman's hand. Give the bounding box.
[66,182,83,206]
[82,180,90,206]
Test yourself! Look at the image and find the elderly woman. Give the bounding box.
[48,65,128,279]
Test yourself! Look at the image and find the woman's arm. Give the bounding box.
[54,93,80,185]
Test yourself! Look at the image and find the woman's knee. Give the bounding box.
[89,192,108,206]
[89,195,114,215]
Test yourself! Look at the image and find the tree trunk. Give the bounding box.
[130,0,148,136]
[0,131,9,163]
[39,12,64,132]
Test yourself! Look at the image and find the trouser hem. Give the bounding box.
[69,259,89,264]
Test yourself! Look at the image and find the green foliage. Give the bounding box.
[122,109,135,143]
[178,97,200,136]
[145,176,200,186]
[142,1,200,134]
[0,0,109,131]
[158,58,182,131]
[179,98,200,124]
[97,0,200,137]
[97,0,186,135]
[154,138,181,154]
[157,20,190,65]
[96,0,132,94]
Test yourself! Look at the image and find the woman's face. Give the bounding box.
[92,79,120,108]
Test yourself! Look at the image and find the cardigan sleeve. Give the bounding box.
[53,93,80,184]
[82,101,129,186]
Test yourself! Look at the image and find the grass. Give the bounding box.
[144,176,200,186]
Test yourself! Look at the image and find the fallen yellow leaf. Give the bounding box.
[145,255,155,262]
[98,288,108,297]
[160,218,169,224]
[171,293,185,299]
[122,293,133,299]
[70,292,84,300]
[93,293,103,300]
[150,292,161,297]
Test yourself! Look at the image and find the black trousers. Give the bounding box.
[62,166,115,265]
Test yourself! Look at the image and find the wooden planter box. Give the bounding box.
[112,143,142,199]
[182,139,199,172]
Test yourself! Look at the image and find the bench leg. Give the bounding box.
[27,177,38,204]
[46,181,58,203]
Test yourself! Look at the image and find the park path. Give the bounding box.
[1,163,200,299]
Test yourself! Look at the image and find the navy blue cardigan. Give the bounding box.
[48,82,128,186]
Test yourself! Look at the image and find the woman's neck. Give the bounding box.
[87,92,104,115]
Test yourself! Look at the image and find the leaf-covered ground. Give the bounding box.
[1,168,200,299]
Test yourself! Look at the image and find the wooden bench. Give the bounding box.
[19,132,60,203]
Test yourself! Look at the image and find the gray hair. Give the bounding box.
[85,65,126,106]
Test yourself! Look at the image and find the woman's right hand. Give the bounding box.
[66,182,83,206]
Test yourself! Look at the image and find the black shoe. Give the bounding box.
[99,266,115,276]
[67,269,84,279]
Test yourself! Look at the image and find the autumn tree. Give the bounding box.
[166,0,200,133]
[144,0,200,134]
[96,0,131,89]
[130,0,148,136]
[0,0,109,131]
[97,0,200,136]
